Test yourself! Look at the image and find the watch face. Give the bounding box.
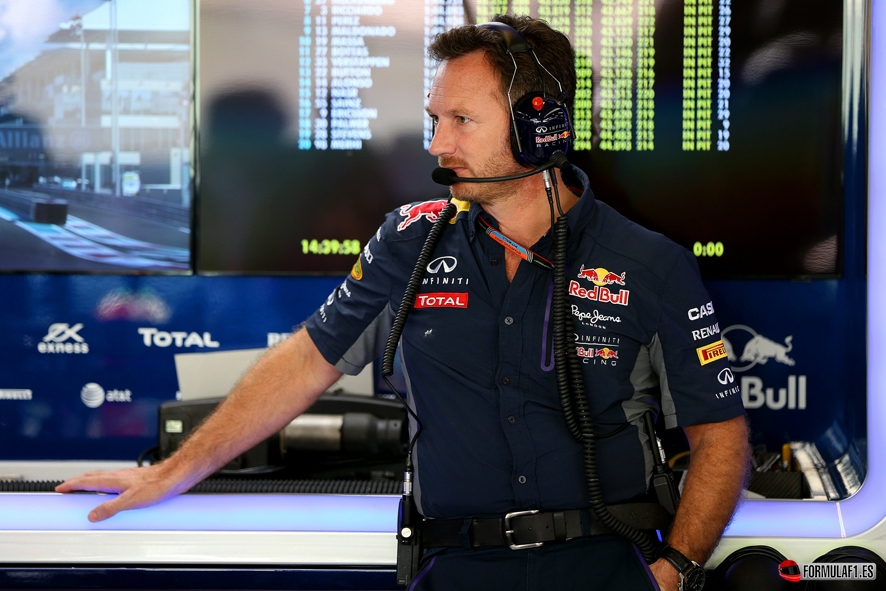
[683,567,706,591]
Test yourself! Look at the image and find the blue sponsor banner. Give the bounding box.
[0,274,342,460]
[0,272,867,466]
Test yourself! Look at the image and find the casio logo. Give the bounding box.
[688,301,715,321]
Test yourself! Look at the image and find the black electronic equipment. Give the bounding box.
[476,22,572,166]
[644,412,681,516]
[157,394,408,479]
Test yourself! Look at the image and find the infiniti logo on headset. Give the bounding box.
[427,256,457,274]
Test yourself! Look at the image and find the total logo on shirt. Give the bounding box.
[414,292,468,309]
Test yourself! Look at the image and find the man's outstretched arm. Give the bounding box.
[649,415,751,590]
[56,328,343,522]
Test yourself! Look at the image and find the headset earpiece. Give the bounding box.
[476,22,572,167]
[511,92,572,167]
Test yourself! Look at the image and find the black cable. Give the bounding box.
[550,187,661,563]
[382,201,458,457]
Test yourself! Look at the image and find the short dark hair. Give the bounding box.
[428,14,576,114]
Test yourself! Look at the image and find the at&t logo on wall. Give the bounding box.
[81,383,132,408]
[38,323,89,354]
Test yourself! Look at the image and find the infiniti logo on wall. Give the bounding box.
[427,256,457,274]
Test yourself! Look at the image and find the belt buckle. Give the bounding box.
[503,509,543,550]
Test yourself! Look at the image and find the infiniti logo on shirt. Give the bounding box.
[427,256,457,274]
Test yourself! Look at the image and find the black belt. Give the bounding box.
[419,503,672,550]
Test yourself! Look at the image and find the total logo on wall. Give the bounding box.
[137,328,220,348]
[80,383,132,408]
[721,325,806,411]
[37,323,89,354]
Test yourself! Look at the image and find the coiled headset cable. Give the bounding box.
[547,170,662,563]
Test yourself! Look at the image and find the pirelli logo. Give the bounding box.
[697,340,728,366]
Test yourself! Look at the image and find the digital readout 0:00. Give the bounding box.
[301,239,361,256]
[693,241,724,257]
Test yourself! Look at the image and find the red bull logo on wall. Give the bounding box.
[721,325,795,372]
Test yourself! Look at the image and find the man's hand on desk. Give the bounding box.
[54,329,343,523]
[56,464,183,522]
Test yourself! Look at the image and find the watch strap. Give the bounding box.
[660,545,705,591]
[660,545,694,575]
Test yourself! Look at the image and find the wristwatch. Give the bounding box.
[659,545,706,591]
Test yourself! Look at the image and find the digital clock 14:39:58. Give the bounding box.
[301,239,361,256]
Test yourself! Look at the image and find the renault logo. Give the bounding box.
[427,256,457,274]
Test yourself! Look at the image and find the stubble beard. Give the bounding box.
[442,144,527,206]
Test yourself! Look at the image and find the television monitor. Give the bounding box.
[197,0,844,278]
[0,0,192,273]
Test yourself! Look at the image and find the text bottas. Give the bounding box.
[138,328,220,348]
[742,375,807,410]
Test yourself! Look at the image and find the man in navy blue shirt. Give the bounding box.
[60,14,749,591]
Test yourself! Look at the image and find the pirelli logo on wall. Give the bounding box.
[697,340,728,366]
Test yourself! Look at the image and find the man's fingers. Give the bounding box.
[56,474,124,494]
[88,497,123,522]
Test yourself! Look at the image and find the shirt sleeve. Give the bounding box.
[651,250,745,428]
[304,214,404,375]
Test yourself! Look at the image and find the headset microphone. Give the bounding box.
[432,151,569,186]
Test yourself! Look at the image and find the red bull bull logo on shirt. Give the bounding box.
[568,281,630,306]
[398,200,449,231]
[397,199,470,232]
[577,265,626,287]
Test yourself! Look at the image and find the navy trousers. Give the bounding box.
[408,535,661,591]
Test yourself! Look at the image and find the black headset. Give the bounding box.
[477,22,573,167]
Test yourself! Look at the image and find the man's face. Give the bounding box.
[426,52,526,204]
